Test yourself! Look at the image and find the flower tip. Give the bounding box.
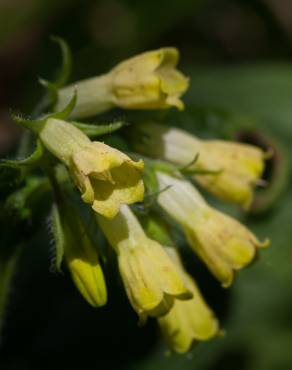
[166,96,185,111]
[92,202,119,219]
[70,261,108,308]
[88,289,107,308]
[221,276,234,289]
[158,47,180,65]
[259,238,270,249]
[206,319,221,340]
[133,158,145,171]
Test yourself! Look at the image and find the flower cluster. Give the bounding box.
[12,46,268,354]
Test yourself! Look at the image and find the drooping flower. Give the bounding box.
[158,247,219,353]
[40,118,144,218]
[97,205,192,322]
[132,122,266,209]
[156,172,268,287]
[57,48,189,119]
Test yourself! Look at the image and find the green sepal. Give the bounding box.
[51,203,65,272]
[38,37,72,109]
[50,36,72,88]
[50,90,77,120]
[149,155,222,177]
[177,153,223,176]
[129,152,179,175]
[177,154,199,172]
[70,120,125,138]
[143,165,160,196]
[141,154,223,177]
[12,91,77,133]
[38,78,58,109]
[182,168,223,176]
[140,212,175,247]
[132,165,171,212]
[11,112,45,133]
[0,139,44,169]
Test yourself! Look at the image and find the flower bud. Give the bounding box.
[40,118,144,218]
[53,203,107,307]
[57,48,189,119]
[156,172,269,287]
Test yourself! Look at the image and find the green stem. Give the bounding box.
[1,94,49,332]
[0,251,19,332]
[16,94,50,159]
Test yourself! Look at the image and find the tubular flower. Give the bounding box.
[156,172,269,287]
[40,118,144,218]
[97,205,192,321]
[57,48,189,119]
[158,247,219,353]
[132,123,266,209]
[53,204,107,307]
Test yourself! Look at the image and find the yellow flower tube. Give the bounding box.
[156,172,269,287]
[132,123,266,209]
[97,205,192,322]
[40,118,144,218]
[158,247,219,353]
[57,48,189,119]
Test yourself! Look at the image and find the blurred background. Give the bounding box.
[0,0,292,369]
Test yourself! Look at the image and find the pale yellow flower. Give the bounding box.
[65,240,107,308]
[158,247,219,353]
[97,205,192,321]
[56,205,107,307]
[57,48,189,119]
[132,123,266,209]
[40,118,144,218]
[156,173,268,287]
